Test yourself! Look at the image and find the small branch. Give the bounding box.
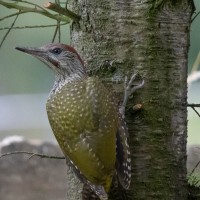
[191,11,200,23]
[58,19,61,42]
[191,107,200,118]
[50,1,61,42]
[187,104,200,107]
[44,2,81,21]
[52,22,59,42]
[187,104,200,118]
[0,13,19,48]
[0,151,65,160]
[11,0,48,12]
[189,160,200,177]
[0,23,68,30]
[0,11,27,21]
[0,0,70,22]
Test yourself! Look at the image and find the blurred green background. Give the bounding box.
[0,0,199,143]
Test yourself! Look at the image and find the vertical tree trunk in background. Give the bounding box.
[67,0,194,199]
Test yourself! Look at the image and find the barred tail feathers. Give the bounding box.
[116,118,131,189]
[82,183,108,200]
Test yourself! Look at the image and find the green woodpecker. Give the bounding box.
[15,43,140,200]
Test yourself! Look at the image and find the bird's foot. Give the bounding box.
[119,73,144,116]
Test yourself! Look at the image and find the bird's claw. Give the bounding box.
[119,73,144,116]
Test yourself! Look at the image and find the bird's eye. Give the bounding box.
[51,48,62,55]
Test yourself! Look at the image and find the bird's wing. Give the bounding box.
[46,77,114,198]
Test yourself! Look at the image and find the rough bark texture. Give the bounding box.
[66,0,194,199]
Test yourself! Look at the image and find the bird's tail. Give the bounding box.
[82,183,108,200]
[109,176,132,200]
[66,157,109,200]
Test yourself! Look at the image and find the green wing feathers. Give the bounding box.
[46,77,118,194]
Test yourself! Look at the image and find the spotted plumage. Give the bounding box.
[15,43,131,200]
[47,77,117,196]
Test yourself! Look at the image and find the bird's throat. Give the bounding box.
[50,73,86,95]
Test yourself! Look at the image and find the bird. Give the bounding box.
[15,43,132,200]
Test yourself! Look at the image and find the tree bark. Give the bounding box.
[67,0,194,199]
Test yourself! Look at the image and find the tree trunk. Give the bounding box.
[67,0,194,199]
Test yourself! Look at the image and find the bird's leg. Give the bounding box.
[119,74,144,117]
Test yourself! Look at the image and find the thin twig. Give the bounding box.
[44,2,80,21]
[0,23,67,30]
[187,104,200,118]
[11,0,48,12]
[187,104,200,107]
[0,13,19,48]
[0,151,65,160]
[52,22,59,42]
[0,11,27,21]
[191,11,200,23]
[57,0,61,42]
[189,160,200,177]
[58,20,61,42]
[191,107,200,118]
[0,0,70,22]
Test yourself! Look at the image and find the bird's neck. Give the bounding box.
[50,71,87,95]
[49,59,87,95]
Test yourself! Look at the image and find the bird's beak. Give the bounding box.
[15,46,59,68]
[15,46,45,57]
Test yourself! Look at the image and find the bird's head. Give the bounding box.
[15,43,86,81]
